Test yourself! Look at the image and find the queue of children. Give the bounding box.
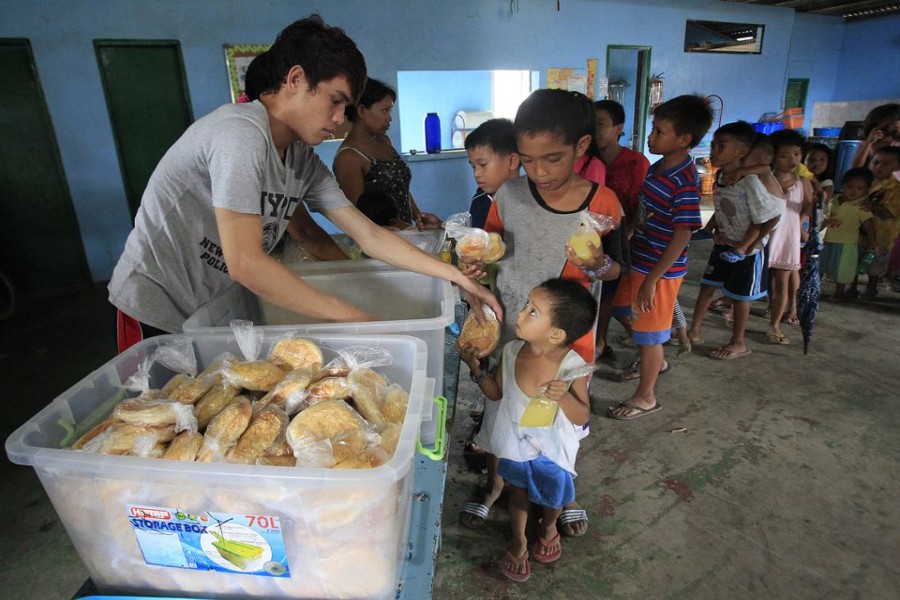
[451,92,900,583]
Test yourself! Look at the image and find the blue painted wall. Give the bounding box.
[787,14,845,119]
[833,13,900,101]
[0,0,892,281]
[397,70,493,153]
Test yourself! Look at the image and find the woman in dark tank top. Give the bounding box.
[333,78,441,230]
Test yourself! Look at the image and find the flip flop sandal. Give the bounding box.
[500,550,531,583]
[607,401,662,420]
[532,533,562,564]
[622,360,672,380]
[557,508,589,537]
[766,329,790,345]
[459,502,490,529]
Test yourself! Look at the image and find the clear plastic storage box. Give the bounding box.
[5,333,428,600]
[183,267,456,445]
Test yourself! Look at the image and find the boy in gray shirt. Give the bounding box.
[110,15,499,348]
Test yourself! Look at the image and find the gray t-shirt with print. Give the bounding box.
[108,101,350,332]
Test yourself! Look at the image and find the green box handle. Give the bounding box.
[416,396,447,461]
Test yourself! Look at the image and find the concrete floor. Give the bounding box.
[1,239,899,599]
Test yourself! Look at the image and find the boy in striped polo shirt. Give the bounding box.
[609,95,712,420]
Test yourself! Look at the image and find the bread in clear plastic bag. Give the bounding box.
[268,336,324,373]
[162,431,204,461]
[229,405,288,465]
[196,396,253,463]
[456,305,501,358]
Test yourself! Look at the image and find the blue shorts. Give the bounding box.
[701,245,768,301]
[497,455,575,509]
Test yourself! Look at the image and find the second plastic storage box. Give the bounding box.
[6,332,428,600]
[183,267,456,445]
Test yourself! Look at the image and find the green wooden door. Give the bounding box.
[95,41,193,218]
[0,40,89,292]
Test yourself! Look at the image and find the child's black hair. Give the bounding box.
[769,129,806,153]
[345,78,396,122]
[804,142,834,181]
[873,145,900,164]
[713,121,757,148]
[536,278,598,346]
[266,14,367,102]
[652,94,714,149]
[514,88,592,146]
[575,92,604,175]
[464,118,517,155]
[841,167,874,187]
[749,133,774,160]
[594,99,626,126]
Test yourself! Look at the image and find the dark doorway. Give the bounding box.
[95,40,193,219]
[0,39,90,293]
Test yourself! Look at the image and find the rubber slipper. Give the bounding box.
[532,533,562,564]
[558,508,588,538]
[621,361,674,380]
[622,361,672,380]
[766,328,790,345]
[501,549,531,582]
[459,502,490,529]
[709,346,752,360]
[607,402,662,420]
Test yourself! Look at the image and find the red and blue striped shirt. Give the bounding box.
[630,157,702,279]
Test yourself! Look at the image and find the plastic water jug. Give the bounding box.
[425,113,441,154]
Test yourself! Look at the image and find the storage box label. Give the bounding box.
[127,504,290,577]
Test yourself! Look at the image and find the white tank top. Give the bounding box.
[489,340,586,476]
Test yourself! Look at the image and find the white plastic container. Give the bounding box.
[5,333,428,600]
[183,268,456,445]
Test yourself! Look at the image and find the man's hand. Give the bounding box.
[458,278,503,324]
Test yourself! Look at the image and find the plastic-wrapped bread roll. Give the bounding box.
[381,384,409,425]
[268,337,324,372]
[286,399,370,467]
[229,406,288,464]
[222,360,286,391]
[162,431,204,461]
[347,368,388,426]
[111,399,197,432]
[195,381,241,430]
[456,306,501,358]
[196,397,253,463]
[71,418,119,450]
[306,376,351,407]
[256,367,314,415]
[481,232,506,264]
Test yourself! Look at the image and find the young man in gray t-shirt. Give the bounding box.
[109,15,500,349]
